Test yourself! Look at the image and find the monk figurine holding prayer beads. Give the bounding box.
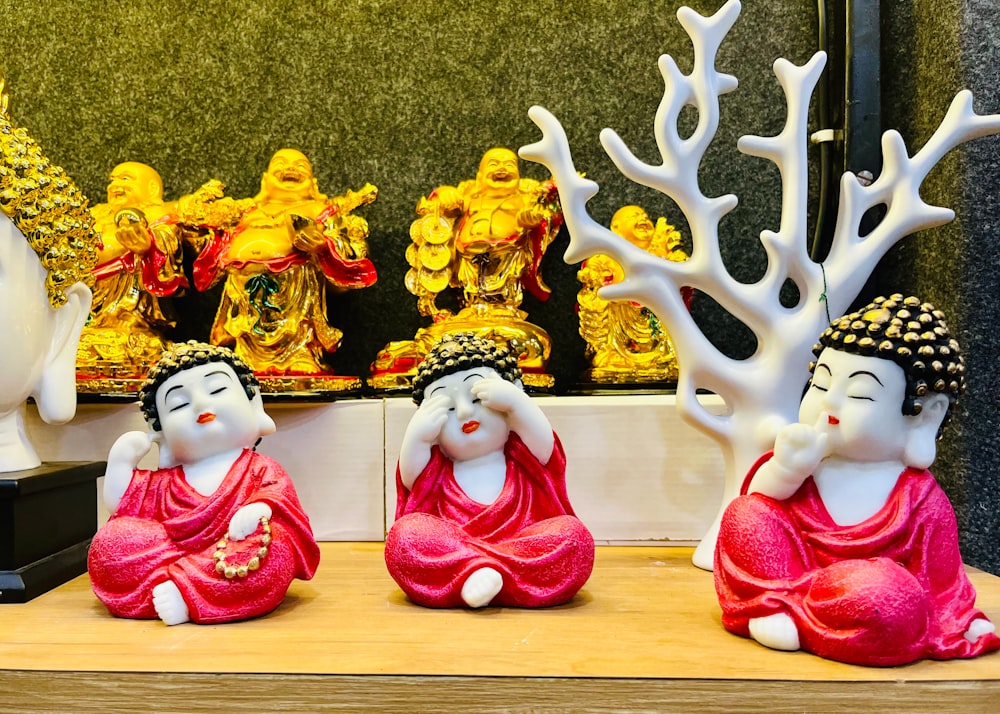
[385,332,594,608]
[714,296,1000,666]
[88,341,320,625]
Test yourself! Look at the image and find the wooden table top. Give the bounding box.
[1,543,998,712]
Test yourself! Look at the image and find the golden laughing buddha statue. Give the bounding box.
[369,148,563,391]
[76,162,188,390]
[185,149,377,392]
[577,205,690,385]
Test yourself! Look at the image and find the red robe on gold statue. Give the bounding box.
[385,433,594,608]
[89,450,320,624]
[715,453,1000,666]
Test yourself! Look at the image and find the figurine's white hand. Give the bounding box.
[749,420,830,499]
[109,431,155,470]
[474,378,554,464]
[471,378,526,415]
[411,394,450,444]
[398,395,450,490]
[773,420,829,478]
[104,431,156,512]
[228,502,273,541]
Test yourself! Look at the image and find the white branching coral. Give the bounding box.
[520,0,1000,569]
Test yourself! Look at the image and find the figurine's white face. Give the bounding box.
[425,367,510,462]
[799,347,909,463]
[0,217,54,418]
[155,361,267,464]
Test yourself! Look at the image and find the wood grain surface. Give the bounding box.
[1,544,998,712]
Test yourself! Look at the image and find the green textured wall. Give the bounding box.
[0,0,816,387]
[877,0,1000,574]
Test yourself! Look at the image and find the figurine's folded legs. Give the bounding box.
[88,516,185,619]
[716,494,931,665]
[385,512,594,608]
[168,518,301,624]
[485,516,595,607]
[716,494,812,583]
[89,515,301,624]
[800,557,930,666]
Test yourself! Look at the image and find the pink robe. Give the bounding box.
[715,453,1000,666]
[385,433,594,608]
[89,450,320,624]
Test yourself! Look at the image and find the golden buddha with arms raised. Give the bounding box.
[186,149,377,391]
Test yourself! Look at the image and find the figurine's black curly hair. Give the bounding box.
[139,341,259,431]
[412,333,522,404]
[810,294,964,416]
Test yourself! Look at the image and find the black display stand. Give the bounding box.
[0,462,104,603]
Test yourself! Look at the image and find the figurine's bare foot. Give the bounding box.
[748,613,800,651]
[152,580,190,626]
[461,567,503,608]
[965,618,997,643]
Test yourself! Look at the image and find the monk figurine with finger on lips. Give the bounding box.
[714,295,1000,666]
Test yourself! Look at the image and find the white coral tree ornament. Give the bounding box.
[520,0,1000,569]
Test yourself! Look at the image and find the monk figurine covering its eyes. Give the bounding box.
[385,332,594,608]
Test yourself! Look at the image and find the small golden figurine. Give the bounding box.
[370,148,563,390]
[76,162,189,391]
[577,206,690,384]
[183,149,378,393]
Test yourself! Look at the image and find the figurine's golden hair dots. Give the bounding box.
[413,332,523,404]
[0,76,97,307]
[140,341,259,431]
[811,294,965,416]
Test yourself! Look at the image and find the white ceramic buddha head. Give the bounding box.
[0,78,98,472]
[0,213,92,472]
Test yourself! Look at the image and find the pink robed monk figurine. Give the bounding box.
[715,295,1000,666]
[385,333,594,608]
[89,341,320,625]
